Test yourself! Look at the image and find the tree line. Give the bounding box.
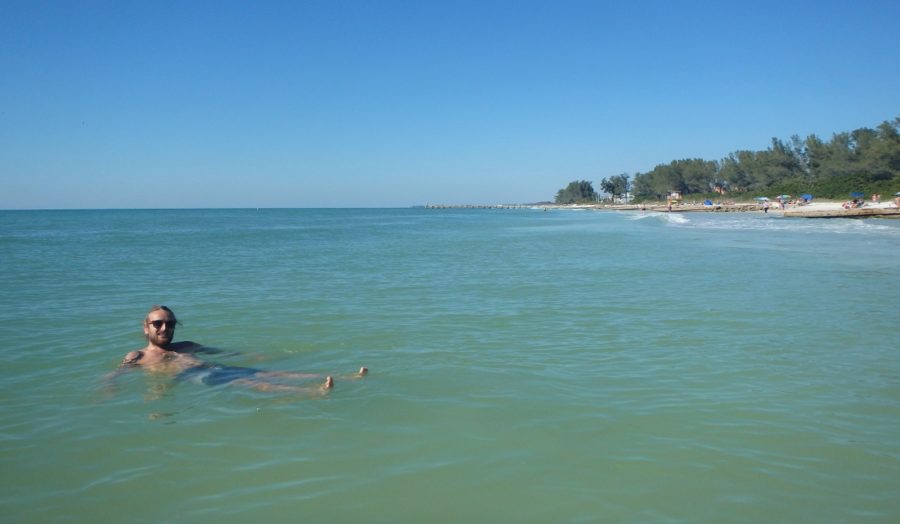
[555,117,900,203]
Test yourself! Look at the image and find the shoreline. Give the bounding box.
[424,201,900,218]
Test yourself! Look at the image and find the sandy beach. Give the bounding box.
[782,200,897,211]
[779,200,900,218]
[520,199,900,218]
[424,199,900,218]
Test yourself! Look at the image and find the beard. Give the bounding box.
[149,331,174,346]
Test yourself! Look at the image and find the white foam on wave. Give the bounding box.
[670,213,900,237]
[621,211,691,225]
[665,213,690,225]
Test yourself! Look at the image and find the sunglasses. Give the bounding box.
[148,319,177,329]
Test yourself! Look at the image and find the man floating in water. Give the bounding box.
[115,305,367,394]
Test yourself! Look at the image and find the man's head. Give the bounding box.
[144,305,178,348]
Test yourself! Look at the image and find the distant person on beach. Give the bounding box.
[113,305,366,393]
[763,201,770,213]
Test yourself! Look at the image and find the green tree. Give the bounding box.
[632,159,716,198]
[600,173,631,202]
[555,180,597,204]
[607,116,900,202]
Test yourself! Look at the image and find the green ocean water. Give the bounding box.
[1,208,899,523]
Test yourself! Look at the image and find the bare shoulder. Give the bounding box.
[121,350,144,367]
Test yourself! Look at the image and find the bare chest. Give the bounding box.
[141,352,202,374]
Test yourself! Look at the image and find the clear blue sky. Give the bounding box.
[2,0,898,208]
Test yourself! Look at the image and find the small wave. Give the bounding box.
[673,214,900,237]
[624,212,655,221]
[665,213,690,225]
[622,211,690,225]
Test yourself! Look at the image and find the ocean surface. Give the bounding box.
[1,207,899,523]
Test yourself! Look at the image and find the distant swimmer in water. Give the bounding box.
[111,305,367,394]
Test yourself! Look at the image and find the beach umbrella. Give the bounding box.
[851,191,865,198]
[894,191,900,196]
[755,197,769,201]
[801,193,813,201]
[778,194,791,199]
[704,199,713,205]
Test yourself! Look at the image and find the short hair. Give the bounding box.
[145,305,179,325]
